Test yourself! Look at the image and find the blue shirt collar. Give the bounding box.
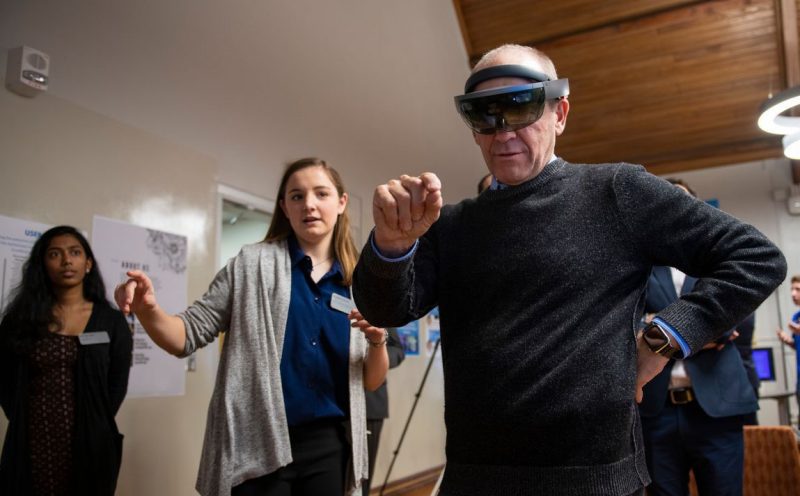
[287,234,343,279]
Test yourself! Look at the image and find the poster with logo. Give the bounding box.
[396,320,420,356]
[0,214,51,313]
[92,216,187,397]
[425,307,440,357]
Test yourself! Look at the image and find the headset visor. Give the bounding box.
[454,79,569,134]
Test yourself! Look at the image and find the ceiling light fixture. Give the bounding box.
[758,86,800,158]
[782,131,800,159]
[759,87,800,215]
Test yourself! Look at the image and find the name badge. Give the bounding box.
[79,331,110,345]
[330,292,356,315]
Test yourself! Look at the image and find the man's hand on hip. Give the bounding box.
[635,331,670,403]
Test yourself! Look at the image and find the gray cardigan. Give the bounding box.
[179,240,368,496]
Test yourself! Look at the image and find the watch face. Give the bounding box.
[644,323,675,358]
[644,324,667,344]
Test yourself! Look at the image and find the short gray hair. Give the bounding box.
[473,44,558,80]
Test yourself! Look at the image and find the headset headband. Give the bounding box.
[464,64,551,93]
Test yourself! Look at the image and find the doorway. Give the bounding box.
[217,184,274,270]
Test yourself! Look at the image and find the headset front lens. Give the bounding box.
[456,85,545,134]
[456,84,547,134]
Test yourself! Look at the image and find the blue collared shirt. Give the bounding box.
[280,235,351,426]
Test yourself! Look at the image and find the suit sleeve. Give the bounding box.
[386,328,405,369]
[613,165,786,354]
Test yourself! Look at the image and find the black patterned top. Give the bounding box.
[28,333,78,496]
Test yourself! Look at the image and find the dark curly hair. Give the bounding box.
[0,225,109,353]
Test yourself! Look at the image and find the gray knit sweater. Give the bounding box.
[179,240,368,496]
[353,159,786,496]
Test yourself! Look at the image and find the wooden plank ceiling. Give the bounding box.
[453,0,799,174]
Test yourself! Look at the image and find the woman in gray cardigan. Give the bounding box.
[115,158,389,496]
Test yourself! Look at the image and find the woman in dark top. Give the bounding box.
[0,225,133,495]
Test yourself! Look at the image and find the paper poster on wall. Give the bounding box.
[425,307,440,357]
[0,214,52,313]
[91,216,187,397]
[396,320,420,356]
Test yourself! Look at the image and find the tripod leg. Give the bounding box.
[379,339,441,496]
[430,464,445,495]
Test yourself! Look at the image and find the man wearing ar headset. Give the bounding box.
[352,44,786,496]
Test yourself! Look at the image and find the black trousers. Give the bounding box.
[641,400,744,496]
[232,419,348,496]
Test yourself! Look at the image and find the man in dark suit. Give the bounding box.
[639,179,759,496]
[733,312,759,425]
[363,328,405,496]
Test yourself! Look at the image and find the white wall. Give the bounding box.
[0,0,487,215]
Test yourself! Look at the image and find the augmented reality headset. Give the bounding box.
[454,64,569,134]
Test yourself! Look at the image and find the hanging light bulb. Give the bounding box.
[757,86,800,158]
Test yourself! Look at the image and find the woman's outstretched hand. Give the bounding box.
[114,270,159,316]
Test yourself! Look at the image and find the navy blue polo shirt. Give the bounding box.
[280,235,351,426]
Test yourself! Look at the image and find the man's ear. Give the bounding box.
[554,98,570,136]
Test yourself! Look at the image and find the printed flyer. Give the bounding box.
[0,214,51,312]
[92,216,188,397]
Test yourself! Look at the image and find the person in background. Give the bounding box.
[363,328,405,496]
[0,225,133,495]
[353,44,786,496]
[638,176,759,496]
[776,274,800,425]
[115,158,388,496]
[733,312,759,425]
